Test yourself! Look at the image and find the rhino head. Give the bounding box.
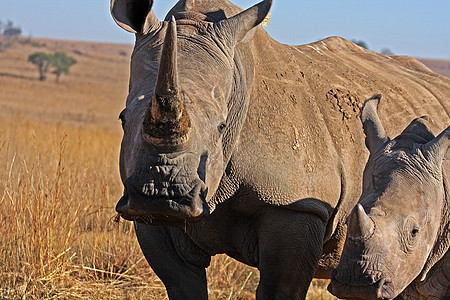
[329,95,450,299]
[111,0,272,225]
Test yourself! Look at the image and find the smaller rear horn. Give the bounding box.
[348,204,375,239]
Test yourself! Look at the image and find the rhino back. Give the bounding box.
[231,28,450,232]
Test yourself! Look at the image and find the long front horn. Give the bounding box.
[361,95,390,153]
[154,16,179,107]
[143,17,190,144]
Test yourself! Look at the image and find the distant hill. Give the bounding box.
[0,37,132,130]
[418,58,450,78]
[0,37,448,130]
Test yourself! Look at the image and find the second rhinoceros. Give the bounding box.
[329,95,449,299]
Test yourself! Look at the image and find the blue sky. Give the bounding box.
[1,0,449,59]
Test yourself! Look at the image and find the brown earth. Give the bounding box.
[0,36,447,299]
[0,37,131,129]
[418,58,450,78]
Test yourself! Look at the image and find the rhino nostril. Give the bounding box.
[116,190,130,213]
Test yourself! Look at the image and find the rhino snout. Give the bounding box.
[116,175,208,225]
[377,278,395,299]
[329,250,396,300]
[329,273,395,300]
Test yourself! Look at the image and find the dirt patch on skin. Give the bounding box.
[326,89,363,121]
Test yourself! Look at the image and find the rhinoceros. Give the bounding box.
[328,95,449,299]
[110,0,450,298]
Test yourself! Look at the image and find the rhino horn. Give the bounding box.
[347,204,375,239]
[216,0,272,43]
[154,16,179,105]
[111,0,160,34]
[143,17,190,143]
[422,126,450,163]
[361,95,390,153]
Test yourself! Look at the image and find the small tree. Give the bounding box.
[49,52,77,82]
[3,20,22,37]
[0,20,21,52]
[351,39,369,50]
[380,48,394,55]
[28,52,51,81]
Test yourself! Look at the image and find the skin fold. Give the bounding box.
[329,96,449,299]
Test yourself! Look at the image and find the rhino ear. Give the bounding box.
[422,126,450,163]
[111,0,160,34]
[361,94,390,153]
[215,0,272,44]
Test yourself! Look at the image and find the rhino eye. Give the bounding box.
[400,217,419,253]
[218,122,226,134]
[372,172,389,190]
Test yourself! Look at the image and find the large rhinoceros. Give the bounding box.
[328,96,449,299]
[110,0,450,298]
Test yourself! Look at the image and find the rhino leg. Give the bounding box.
[134,222,209,300]
[256,209,326,299]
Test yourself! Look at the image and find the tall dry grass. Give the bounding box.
[0,120,261,299]
[0,120,137,298]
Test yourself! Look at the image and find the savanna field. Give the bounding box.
[1,37,448,299]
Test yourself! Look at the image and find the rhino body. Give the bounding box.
[111,0,450,298]
[328,96,449,299]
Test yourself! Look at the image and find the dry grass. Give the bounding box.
[0,37,337,299]
[0,120,266,299]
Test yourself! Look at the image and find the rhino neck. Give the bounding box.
[417,167,450,281]
[390,135,431,152]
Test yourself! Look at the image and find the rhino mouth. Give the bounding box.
[116,175,209,226]
[329,269,395,300]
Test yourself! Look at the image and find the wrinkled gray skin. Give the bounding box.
[329,96,450,299]
[110,0,450,299]
[112,1,326,298]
